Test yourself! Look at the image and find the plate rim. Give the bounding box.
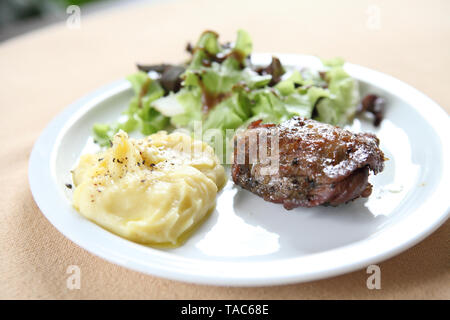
[29,53,450,286]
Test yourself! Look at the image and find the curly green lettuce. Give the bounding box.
[93,30,360,152]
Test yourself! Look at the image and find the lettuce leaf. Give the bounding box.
[275,70,303,96]
[204,96,245,132]
[92,72,167,146]
[196,31,221,55]
[284,93,314,118]
[170,88,203,128]
[326,66,359,124]
[202,59,243,94]
[312,62,359,125]
[234,29,252,57]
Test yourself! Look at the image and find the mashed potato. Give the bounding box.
[72,130,226,245]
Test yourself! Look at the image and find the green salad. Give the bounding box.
[93,30,360,149]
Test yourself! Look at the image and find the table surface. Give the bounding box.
[1,0,449,299]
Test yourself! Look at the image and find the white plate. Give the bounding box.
[29,54,450,286]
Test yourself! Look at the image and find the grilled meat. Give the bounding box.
[232,117,385,210]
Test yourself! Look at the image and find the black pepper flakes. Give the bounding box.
[65,183,72,189]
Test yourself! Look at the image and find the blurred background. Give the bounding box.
[1,0,448,109]
[0,0,148,41]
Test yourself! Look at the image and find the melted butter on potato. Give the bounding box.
[72,130,226,246]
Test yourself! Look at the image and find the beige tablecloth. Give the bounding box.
[0,0,449,299]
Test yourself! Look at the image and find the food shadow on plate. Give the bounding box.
[231,185,388,256]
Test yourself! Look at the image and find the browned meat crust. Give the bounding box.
[232,117,385,210]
